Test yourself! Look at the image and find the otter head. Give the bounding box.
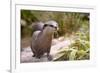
[43,20,59,34]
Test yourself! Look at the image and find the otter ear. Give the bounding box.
[43,24,48,29]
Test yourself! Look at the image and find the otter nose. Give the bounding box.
[54,26,59,31]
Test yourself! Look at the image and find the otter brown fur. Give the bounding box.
[31,20,58,60]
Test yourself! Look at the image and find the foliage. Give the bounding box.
[21,10,38,25]
[21,10,90,60]
[54,31,90,61]
[21,10,89,38]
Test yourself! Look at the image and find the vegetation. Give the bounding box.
[54,31,90,61]
[21,10,90,61]
[21,10,89,38]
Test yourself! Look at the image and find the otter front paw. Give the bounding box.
[47,55,53,61]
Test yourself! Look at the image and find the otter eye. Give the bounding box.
[43,24,48,29]
[44,24,48,27]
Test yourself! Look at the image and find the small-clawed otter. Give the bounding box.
[31,20,58,60]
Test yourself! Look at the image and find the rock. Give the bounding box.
[21,38,71,63]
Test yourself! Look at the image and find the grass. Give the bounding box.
[54,31,90,61]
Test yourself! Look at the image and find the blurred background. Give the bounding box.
[21,10,90,61]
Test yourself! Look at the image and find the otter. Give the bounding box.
[31,20,58,60]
